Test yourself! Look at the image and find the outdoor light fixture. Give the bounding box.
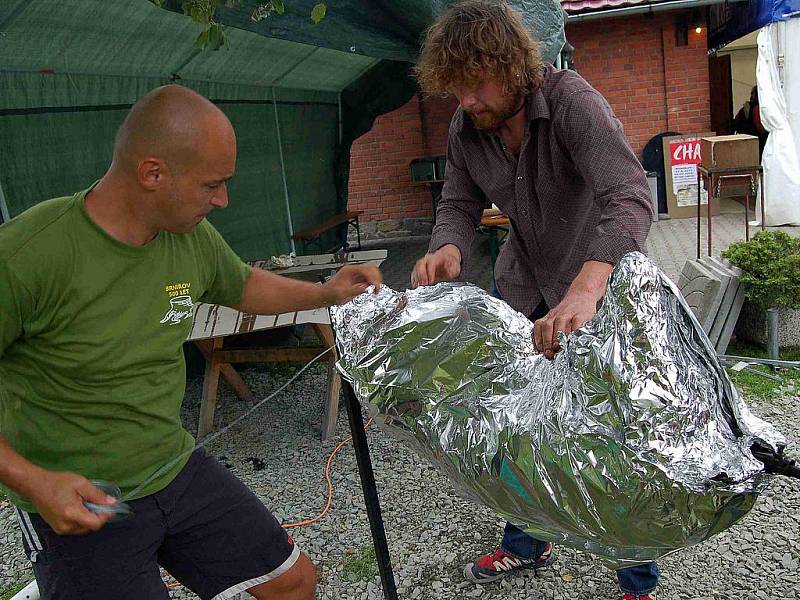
[675,10,706,46]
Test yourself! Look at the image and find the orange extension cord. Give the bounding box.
[165,418,373,591]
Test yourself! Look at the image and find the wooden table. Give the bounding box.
[479,209,510,269]
[187,249,387,441]
[695,165,765,258]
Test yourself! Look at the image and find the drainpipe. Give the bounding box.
[567,0,727,22]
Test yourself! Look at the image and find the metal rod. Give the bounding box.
[272,86,296,254]
[696,168,701,259]
[707,174,713,256]
[343,381,398,600]
[766,308,780,362]
[741,365,784,382]
[719,355,800,369]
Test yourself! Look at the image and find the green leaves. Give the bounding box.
[722,231,800,310]
[151,0,329,49]
[311,3,327,23]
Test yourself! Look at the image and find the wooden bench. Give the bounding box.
[292,210,363,253]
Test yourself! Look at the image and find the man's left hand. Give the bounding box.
[533,290,597,360]
[322,264,382,305]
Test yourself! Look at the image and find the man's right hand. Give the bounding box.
[28,470,117,535]
[411,244,462,288]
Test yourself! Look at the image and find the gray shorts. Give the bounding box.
[15,448,299,600]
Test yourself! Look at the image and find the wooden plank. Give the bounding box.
[213,347,326,364]
[198,338,223,439]
[274,312,296,328]
[312,323,341,441]
[271,249,387,273]
[193,340,254,403]
[480,215,510,227]
[295,308,331,325]
[251,314,277,330]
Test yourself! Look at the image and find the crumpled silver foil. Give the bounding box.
[331,252,786,566]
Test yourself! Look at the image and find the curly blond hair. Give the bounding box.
[415,0,543,97]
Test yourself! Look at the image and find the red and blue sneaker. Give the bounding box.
[622,594,655,600]
[464,543,555,583]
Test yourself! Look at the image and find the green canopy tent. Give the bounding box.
[0,0,565,259]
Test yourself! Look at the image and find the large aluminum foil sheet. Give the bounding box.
[332,252,786,566]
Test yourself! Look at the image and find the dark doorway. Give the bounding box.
[709,54,733,135]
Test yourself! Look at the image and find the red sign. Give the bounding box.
[670,139,702,165]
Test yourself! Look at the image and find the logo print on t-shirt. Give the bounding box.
[160,282,194,325]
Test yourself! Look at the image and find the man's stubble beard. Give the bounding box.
[466,90,524,131]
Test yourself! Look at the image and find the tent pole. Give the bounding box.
[338,93,343,145]
[272,86,296,254]
[0,177,11,223]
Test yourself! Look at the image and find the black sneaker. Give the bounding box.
[464,543,555,583]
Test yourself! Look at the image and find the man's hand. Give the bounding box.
[533,260,613,360]
[322,264,382,305]
[411,244,462,288]
[533,290,598,360]
[28,470,117,535]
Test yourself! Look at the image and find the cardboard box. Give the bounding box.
[662,133,719,219]
[700,134,759,170]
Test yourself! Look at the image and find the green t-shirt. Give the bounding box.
[0,188,251,512]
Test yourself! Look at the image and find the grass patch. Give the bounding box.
[725,340,800,401]
[342,546,377,581]
[0,582,27,600]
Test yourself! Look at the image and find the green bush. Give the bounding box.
[722,231,800,309]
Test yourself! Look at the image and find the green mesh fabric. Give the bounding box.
[0,0,565,258]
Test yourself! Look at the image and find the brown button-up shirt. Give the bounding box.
[429,64,653,317]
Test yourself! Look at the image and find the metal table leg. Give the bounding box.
[696,170,702,259]
[343,381,399,600]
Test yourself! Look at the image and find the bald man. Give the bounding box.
[0,85,380,600]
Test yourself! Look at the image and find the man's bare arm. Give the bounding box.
[233,264,382,315]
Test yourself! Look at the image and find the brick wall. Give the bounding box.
[347,94,427,222]
[347,93,461,223]
[348,10,711,221]
[567,12,711,156]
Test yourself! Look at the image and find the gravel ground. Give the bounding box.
[2,360,797,600]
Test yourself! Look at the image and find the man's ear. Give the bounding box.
[138,157,167,191]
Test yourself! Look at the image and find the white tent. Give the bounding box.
[756,17,800,226]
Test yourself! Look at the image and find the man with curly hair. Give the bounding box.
[410,2,658,599]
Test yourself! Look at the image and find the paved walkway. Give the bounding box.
[364,213,799,293]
